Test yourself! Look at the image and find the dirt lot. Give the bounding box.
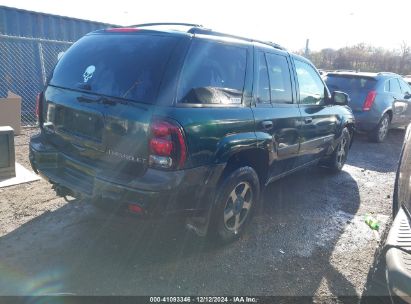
[0,128,404,298]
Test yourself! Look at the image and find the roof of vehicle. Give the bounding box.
[94,23,287,51]
[289,53,315,65]
[326,71,401,80]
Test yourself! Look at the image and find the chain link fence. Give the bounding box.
[0,34,72,126]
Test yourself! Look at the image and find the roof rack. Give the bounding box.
[377,72,397,76]
[332,70,357,73]
[129,22,203,28]
[124,23,286,51]
[188,28,286,51]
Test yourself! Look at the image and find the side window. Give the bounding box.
[265,53,293,104]
[389,78,402,94]
[294,60,325,105]
[177,40,247,104]
[399,78,411,94]
[255,52,270,104]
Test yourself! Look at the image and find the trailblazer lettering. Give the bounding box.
[107,149,147,163]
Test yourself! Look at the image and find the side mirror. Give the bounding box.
[331,91,350,106]
[405,92,411,100]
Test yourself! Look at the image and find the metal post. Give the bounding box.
[305,39,310,57]
[38,42,47,85]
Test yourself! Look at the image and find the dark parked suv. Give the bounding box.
[385,123,411,303]
[325,71,411,142]
[30,24,355,242]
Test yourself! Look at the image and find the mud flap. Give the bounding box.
[184,164,225,237]
[185,207,213,237]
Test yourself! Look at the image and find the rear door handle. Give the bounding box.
[304,117,313,124]
[261,120,273,130]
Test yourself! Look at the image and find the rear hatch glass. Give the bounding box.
[43,33,179,177]
[325,75,376,92]
[49,33,179,103]
[325,75,377,110]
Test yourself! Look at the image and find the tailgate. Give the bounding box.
[43,86,153,177]
[325,75,377,112]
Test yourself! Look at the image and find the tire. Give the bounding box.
[321,127,351,172]
[209,166,260,244]
[369,113,390,143]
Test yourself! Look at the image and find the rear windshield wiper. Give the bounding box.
[101,98,118,106]
[77,95,127,106]
[77,95,100,103]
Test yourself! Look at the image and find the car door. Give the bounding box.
[251,49,302,182]
[398,78,411,126]
[292,58,339,165]
[387,78,409,127]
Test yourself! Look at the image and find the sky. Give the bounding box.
[1,0,410,51]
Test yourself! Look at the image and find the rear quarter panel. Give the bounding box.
[153,106,257,168]
[353,83,392,131]
[374,88,395,119]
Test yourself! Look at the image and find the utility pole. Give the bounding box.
[305,39,310,57]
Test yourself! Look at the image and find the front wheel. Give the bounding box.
[209,166,260,244]
[321,127,351,172]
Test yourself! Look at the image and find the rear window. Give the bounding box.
[325,75,376,93]
[49,34,179,103]
[177,40,247,104]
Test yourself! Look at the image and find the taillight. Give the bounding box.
[128,204,143,214]
[149,119,187,170]
[363,90,377,111]
[105,28,140,32]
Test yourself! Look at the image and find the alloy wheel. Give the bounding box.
[223,181,253,234]
[336,136,348,168]
[378,116,389,141]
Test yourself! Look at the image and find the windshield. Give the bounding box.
[49,34,179,103]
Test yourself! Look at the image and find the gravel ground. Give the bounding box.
[0,128,404,298]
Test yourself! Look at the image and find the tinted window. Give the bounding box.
[255,52,270,104]
[50,34,178,103]
[266,53,293,104]
[295,60,325,105]
[399,78,411,94]
[325,75,376,93]
[388,78,402,94]
[177,40,247,104]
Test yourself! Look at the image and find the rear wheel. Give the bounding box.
[369,113,390,143]
[209,166,260,243]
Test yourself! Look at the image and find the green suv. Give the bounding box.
[30,24,355,242]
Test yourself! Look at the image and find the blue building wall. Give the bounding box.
[0,5,115,41]
[0,6,117,125]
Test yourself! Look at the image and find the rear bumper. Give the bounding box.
[385,207,411,303]
[29,134,224,216]
[353,111,381,132]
